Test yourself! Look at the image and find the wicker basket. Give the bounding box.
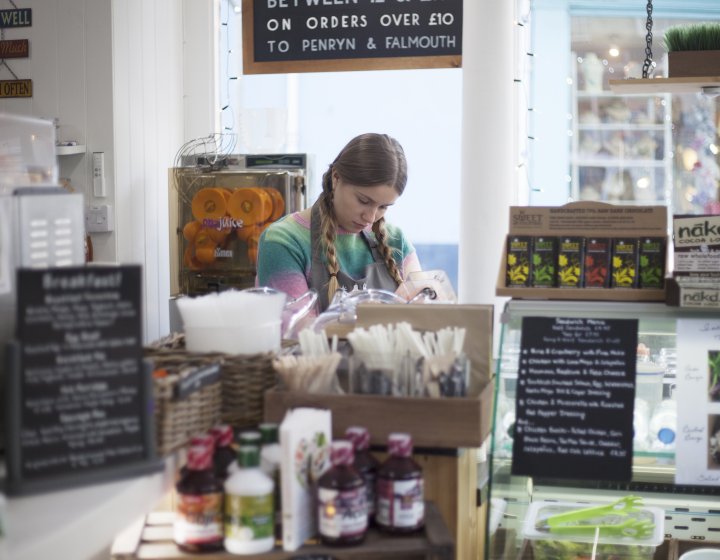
[145,333,278,456]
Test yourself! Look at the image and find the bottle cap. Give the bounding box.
[238,430,262,447]
[259,423,279,445]
[189,432,216,452]
[387,433,413,457]
[330,440,354,466]
[237,445,261,468]
[345,426,370,451]
[658,428,676,444]
[187,444,213,471]
[210,424,234,447]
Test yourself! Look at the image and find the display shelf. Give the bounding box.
[571,53,673,204]
[485,300,720,559]
[56,144,86,156]
[111,501,454,560]
[610,76,720,95]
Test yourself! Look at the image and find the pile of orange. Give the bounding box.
[182,186,285,269]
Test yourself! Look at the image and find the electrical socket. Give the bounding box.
[86,204,114,233]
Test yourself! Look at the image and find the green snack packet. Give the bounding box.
[557,237,585,288]
[611,238,639,288]
[638,237,666,289]
[506,236,531,287]
[531,237,558,287]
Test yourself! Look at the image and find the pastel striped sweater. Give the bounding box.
[256,211,419,300]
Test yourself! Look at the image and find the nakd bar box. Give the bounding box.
[611,238,639,289]
[557,237,585,288]
[584,238,611,288]
[673,214,720,281]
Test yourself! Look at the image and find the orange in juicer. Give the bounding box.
[182,220,202,242]
[227,187,273,225]
[195,245,217,264]
[266,188,285,222]
[191,188,227,221]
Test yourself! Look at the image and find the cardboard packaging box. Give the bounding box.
[496,202,667,302]
[264,303,495,449]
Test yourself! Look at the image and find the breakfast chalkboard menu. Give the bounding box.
[511,317,637,482]
[5,265,161,495]
[242,0,462,74]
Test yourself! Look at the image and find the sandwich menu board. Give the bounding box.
[511,316,637,482]
[242,0,462,74]
[5,265,161,495]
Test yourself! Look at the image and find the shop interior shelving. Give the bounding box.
[610,76,720,95]
[485,300,720,559]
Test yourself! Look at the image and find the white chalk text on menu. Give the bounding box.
[676,318,720,485]
[511,317,637,481]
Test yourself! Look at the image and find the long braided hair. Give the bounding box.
[316,133,408,303]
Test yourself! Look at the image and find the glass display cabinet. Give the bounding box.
[486,299,720,560]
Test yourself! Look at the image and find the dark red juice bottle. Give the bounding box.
[174,444,224,552]
[317,440,368,546]
[210,424,236,481]
[376,433,424,533]
[345,426,379,523]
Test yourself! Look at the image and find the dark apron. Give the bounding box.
[310,202,399,312]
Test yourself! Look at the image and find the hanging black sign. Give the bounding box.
[0,9,31,28]
[511,316,637,482]
[242,0,462,74]
[5,265,161,495]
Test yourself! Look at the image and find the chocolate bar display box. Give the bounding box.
[496,202,668,302]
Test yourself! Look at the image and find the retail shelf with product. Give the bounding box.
[572,54,673,205]
[485,299,720,560]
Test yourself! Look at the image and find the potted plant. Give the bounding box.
[664,23,720,78]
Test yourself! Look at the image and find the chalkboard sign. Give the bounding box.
[511,317,638,482]
[5,265,162,495]
[242,0,462,74]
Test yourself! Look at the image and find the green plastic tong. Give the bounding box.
[537,496,655,539]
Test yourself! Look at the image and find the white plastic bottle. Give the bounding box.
[649,399,677,450]
[259,423,281,477]
[228,430,262,475]
[224,445,275,554]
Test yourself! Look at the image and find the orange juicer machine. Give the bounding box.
[169,155,308,297]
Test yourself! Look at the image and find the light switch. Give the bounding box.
[93,152,106,197]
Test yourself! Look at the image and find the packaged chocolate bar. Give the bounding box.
[557,237,585,288]
[611,238,639,288]
[506,236,531,287]
[638,237,666,289]
[531,237,558,287]
[583,238,611,288]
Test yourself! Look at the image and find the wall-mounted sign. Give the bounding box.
[0,79,32,98]
[242,0,462,75]
[511,316,638,482]
[0,39,29,58]
[0,8,31,28]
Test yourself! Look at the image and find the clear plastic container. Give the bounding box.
[649,399,677,450]
[522,500,665,560]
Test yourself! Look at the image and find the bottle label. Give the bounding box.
[318,486,368,538]
[174,492,223,545]
[376,478,424,528]
[224,493,274,540]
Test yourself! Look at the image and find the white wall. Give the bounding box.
[111,0,187,342]
[0,0,116,262]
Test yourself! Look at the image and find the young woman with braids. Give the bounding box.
[256,133,421,314]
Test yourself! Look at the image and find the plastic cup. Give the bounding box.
[184,321,281,355]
